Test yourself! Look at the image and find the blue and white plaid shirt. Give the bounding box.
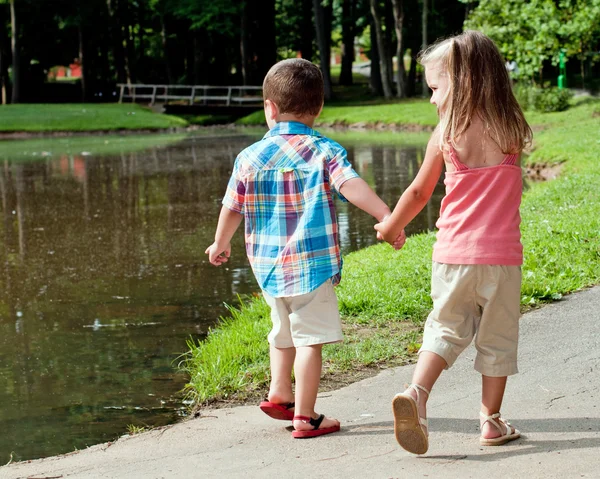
[222,121,359,297]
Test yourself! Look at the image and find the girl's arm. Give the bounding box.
[374,130,445,243]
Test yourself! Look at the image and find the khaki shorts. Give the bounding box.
[420,262,522,377]
[263,279,343,348]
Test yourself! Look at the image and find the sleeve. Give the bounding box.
[221,155,246,214]
[327,146,359,202]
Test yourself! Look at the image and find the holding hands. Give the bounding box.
[375,217,407,250]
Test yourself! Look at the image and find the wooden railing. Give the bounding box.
[117,84,263,107]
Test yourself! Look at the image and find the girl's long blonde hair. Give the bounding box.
[419,30,532,154]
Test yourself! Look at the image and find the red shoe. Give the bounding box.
[292,414,340,438]
[259,401,295,421]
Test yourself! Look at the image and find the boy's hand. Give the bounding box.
[374,222,407,250]
[205,242,231,266]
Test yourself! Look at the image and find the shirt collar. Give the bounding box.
[263,121,321,139]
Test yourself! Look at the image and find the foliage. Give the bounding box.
[514,85,573,112]
[462,0,561,80]
[558,0,600,65]
[463,0,600,82]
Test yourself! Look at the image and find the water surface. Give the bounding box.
[0,131,443,461]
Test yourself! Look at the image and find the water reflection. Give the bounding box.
[0,132,442,461]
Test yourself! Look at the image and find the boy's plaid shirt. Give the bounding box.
[222,121,359,297]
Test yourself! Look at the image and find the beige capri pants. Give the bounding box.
[420,262,522,377]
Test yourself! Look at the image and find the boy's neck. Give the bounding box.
[272,113,318,129]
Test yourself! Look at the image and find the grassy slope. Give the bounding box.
[0,103,188,132]
[236,99,439,127]
[183,98,600,404]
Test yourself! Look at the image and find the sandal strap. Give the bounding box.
[293,414,325,430]
[480,412,512,437]
[406,383,431,403]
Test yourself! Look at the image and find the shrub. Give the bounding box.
[514,85,573,113]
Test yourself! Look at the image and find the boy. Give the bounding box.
[206,58,401,438]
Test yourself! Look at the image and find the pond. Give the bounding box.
[0,130,443,462]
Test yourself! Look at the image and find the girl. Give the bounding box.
[375,30,532,455]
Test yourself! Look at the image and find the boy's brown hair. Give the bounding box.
[262,58,324,116]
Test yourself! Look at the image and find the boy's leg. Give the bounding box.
[292,344,339,431]
[267,345,295,405]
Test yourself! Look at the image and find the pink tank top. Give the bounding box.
[432,147,523,266]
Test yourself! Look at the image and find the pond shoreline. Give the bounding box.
[0,126,190,140]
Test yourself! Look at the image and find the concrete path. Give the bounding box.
[2,287,599,479]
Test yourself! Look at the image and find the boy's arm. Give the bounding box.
[374,131,445,243]
[339,177,391,222]
[205,206,244,266]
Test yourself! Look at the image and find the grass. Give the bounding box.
[0,103,188,132]
[182,97,600,405]
[0,133,189,161]
[236,99,438,128]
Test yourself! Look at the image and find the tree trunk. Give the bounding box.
[299,0,313,60]
[391,0,406,98]
[240,2,250,85]
[407,37,418,97]
[339,0,355,86]
[122,2,136,84]
[9,0,19,103]
[78,25,87,102]
[107,0,127,84]
[313,0,333,100]
[0,7,9,104]
[369,16,383,96]
[421,0,429,97]
[254,0,277,83]
[369,0,393,99]
[160,16,173,84]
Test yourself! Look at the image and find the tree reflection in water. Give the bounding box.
[0,133,442,461]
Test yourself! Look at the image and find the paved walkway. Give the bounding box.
[2,287,599,479]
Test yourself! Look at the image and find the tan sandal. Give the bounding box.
[392,383,430,454]
[479,412,521,446]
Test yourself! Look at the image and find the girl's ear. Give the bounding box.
[264,99,279,121]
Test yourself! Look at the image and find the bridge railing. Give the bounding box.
[117,84,263,107]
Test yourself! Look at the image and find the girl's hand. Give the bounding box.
[391,229,407,250]
[375,222,407,250]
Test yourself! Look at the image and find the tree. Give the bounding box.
[339,0,355,86]
[559,0,600,88]
[463,0,561,83]
[369,0,393,98]
[313,0,333,99]
[421,0,428,97]
[391,0,406,98]
[9,0,19,102]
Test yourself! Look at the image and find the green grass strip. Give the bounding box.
[182,98,600,405]
[0,103,187,132]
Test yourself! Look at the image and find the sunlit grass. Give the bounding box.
[183,98,600,405]
[0,103,187,132]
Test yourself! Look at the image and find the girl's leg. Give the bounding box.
[480,375,517,438]
[267,345,295,404]
[292,344,339,431]
[406,351,447,426]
